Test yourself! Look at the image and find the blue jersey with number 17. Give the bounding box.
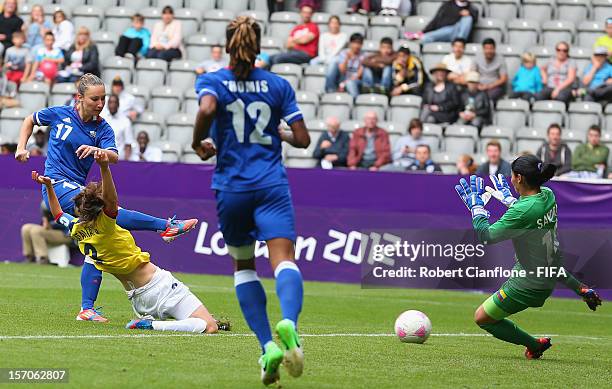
[195,68,303,192]
[33,105,118,185]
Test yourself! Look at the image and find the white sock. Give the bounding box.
[151,318,207,333]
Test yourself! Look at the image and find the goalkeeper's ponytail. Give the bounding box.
[511,154,557,188]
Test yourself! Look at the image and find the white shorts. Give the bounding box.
[126,267,202,320]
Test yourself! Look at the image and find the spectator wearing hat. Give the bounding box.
[577,46,612,103]
[389,45,425,96]
[471,38,507,103]
[26,128,48,157]
[442,38,473,86]
[408,144,442,173]
[457,71,491,129]
[347,111,391,171]
[511,52,543,102]
[535,123,572,176]
[594,18,612,62]
[325,32,365,99]
[420,63,461,124]
[147,6,182,62]
[536,41,576,104]
[404,0,478,44]
[312,116,350,169]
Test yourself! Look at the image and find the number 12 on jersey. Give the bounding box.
[226,99,272,145]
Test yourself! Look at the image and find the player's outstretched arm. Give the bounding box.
[280,119,311,149]
[15,115,35,162]
[76,145,119,164]
[31,171,63,219]
[94,150,119,215]
[192,94,218,161]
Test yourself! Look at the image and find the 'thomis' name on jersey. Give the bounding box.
[222,80,269,93]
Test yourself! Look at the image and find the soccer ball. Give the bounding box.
[394,310,432,344]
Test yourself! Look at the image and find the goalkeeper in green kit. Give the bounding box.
[455,154,602,359]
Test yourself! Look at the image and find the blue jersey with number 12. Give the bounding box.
[33,105,118,185]
[195,68,303,192]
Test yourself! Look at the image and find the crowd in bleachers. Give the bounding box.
[0,0,611,178]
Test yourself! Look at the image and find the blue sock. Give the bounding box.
[274,261,303,325]
[80,262,102,310]
[234,270,272,351]
[116,208,167,231]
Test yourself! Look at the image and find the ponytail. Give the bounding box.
[511,154,557,188]
[226,16,261,80]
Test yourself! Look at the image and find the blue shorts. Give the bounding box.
[42,179,84,216]
[215,184,296,247]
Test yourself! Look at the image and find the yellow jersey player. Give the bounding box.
[32,150,228,334]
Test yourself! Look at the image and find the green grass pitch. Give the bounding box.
[1,262,611,388]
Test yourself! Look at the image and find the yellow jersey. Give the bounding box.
[58,211,150,274]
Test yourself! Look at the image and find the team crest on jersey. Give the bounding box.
[62,117,71,123]
[89,131,96,138]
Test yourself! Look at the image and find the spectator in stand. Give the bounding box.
[390,46,425,96]
[536,41,576,104]
[570,125,609,179]
[457,154,478,175]
[577,47,612,103]
[535,123,572,176]
[130,131,162,162]
[471,38,507,104]
[443,38,472,87]
[325,32,365,99]
[21,201,72,265]
[476,139,511,176]
[384,118,436,171]
[347,0,370,14]
[310,15,347,66]
[379,0,412,16]
[0,142,17,154]
[51,10,74,52]
[3,31,28,86]
[115,14,151,60]
[23,32,64,84]
[26,128,48,157]
[457,71,491,129]
[420,63,461,124]
[0,0,23,55]
[104,77,143,121]
[510,52,542,102]
[312,116,350,169]
[56,27,100,83]
[195,45,228,75]
[0,70,19,108]
[147,6,182,62]
[270,5,319,65]
[347,111,391,171]
[593,18,612,61]
[24,5,52,52]
[404,0,478,44]
[408,144,442,173]
[362,37,395,94]
[101,94,134,161]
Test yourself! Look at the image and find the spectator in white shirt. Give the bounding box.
[195,44,228,74]
[310,15,347,65]
[130,131,162,162]
[51,10,74,52]
[102,94,134,160]
[102,77,143,121]
[442,38,472,86]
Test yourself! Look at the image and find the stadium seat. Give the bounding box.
[530,46,555,64]
[302,64,327,93]
[444,124,478,154]
[607,104,612,132]
[494,99,530,131]
[261,36,284,56]
[120,0,149,8]
[541,20,575,46]
[362,40,380,56]
[417,1,442,17]
[403,16,431,34]
[562,128,588,152]
[285,131,321,159]
[577,21,604,48]
[305,119,326,132]
[387,95,422,124]
[319,93,353,122]
[591,0,612,21]
[150,86,182,118]
[217,0,249,13]
[515,127,547,154]
[18,82,49,112]
[340,120,362,133]
[556,0,590,24]
[520,0,553,23]
[295,91,318,120]
[175,8,203,37]
[156,0,185,9]
[91,0,118,8]
[506,19,540,51]
[486,0,519,19]
[432,151,462,174]
[368,15,402,40]
[184,0,216,12]
[43,4,72,24]
[422,43,452,75]
[168,60,198,91]
[464,43,482,60]
[471,0,487,16]
[271,63,302,91]
[0,107,28,141]
[103,56,134,84]
[203,9,236,40]
[497,44,522,81]
[570,46,593,76]
[166,112,196,145]
[134,111,164,142]
[154,140,182,161]
[321,0,346,15]
[135,58,167,88]
[56,0,87,7]
[104,7,136,33]
[50,83,76,106]
[479,126,513,153]
[181,151,210,164]
[72,5,103,31]
[123,84,150,114]
[568,102,603,130]
[352,94,389,121]
[183,89,199,114]
[393,40,421,56]
[285,158,319,168]
[531,100,566,128]
[239,10,269,34]
[311,12,331,33]
[379,121,404,136]
[141,7,162,31]
[91,31,118,61]
[472,18,505,45]
[18,3,34,16]
[269,12,300,38]
[423,123,443,150]
[338,14,368,37]
[186,35,220,63]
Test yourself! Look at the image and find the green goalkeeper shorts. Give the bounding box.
[482,282,553,321]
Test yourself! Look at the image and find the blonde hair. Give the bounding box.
[77,73,104,97]
[29,4,44,23]
[226,16,261,80]
[75,26,92,50]
[521,52,536,64]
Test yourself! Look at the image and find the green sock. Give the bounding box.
[480,319,539,350]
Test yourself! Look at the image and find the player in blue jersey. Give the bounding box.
[14,73,198,323]
[192,16,311,386]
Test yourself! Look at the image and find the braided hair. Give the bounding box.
[226,16,261,80]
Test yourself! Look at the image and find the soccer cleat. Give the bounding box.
[76,307,108,322]
[525,337,552,360]
[215,318,232,332]
[275,319,304,378]
[259,341,284,386]
[159,217,198,243]
[580,287,602,311]
[125,319,154,330]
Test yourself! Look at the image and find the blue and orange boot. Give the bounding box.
[76,307,108,322]
[160,217,198,243]
[525,337,552,359]
[126,319,154,330]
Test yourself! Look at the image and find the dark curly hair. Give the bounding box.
[73,182,105,225]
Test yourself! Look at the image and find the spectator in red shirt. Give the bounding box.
[270,5,319,65]
[347,111,391,171]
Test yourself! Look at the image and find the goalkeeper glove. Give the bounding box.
[485,174,517,208]
[455,175,490,220]
[579,287,602,311]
